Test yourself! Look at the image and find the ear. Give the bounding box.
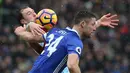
[80,20,85,28]
[20,19,27,25]
[20,19,25,25]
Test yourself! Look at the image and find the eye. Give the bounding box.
[32,10,35,13]
[27,11,32,15]
[92,22,95,26]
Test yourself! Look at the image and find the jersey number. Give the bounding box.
[42,34,64,57]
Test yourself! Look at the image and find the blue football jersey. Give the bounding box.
[28,28,83,73]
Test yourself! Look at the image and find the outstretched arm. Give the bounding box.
[14,26,45,54]
[14,26,44,42]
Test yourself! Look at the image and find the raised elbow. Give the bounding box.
[14,26,26,36]
[14,29,20,36]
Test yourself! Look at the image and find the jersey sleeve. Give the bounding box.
[66,34,83,58]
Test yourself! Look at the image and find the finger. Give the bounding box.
[35,26,45,33]
[39,25,44,28]
[37,27,45,34]
[23,24,26,28]
[35,23,43,27]
[31,26,45,35]
[111,23,118,26]
[30,28,40,36]
[33,29,42,36]
[108,25,114,28]
[111,19,119,22]
[36,24,44,30]
[109,14,118,19]
[31,29,36,36]
[105,13,111,17]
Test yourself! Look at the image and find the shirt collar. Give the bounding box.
[66,27,71,30]
[71,28,80,38]
[66,27,80,38]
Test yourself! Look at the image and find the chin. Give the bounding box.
[83,34,90,39]
[86,35,91,38]
[32,19,36,22]
[31,18,36,22]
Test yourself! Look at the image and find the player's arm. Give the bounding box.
[27,22,46,37]
[66,36,82,73]
[14,26,45,54]
[94,13,119,29]
[67,54,81,73]
[14,26,44,42]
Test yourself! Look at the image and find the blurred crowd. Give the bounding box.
[0,0,130,73]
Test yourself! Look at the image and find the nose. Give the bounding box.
[33,12,37,17]
[93,27,96,31]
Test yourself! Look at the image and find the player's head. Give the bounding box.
[17,6,37,25]
[73,10,97,37]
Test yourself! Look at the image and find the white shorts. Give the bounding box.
[61,67,70,73]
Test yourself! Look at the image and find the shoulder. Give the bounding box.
[65,31,83,56]
[66,31,83,47]
[66,30,80,41]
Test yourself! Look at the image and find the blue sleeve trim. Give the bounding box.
[68,51,80,59]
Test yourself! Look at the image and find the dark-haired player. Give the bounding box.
[14,6,70,73]
[15,6,46,54]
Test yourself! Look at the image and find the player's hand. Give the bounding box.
[28,22,46,36]
[14,26,26,35]
[97,13,119,28]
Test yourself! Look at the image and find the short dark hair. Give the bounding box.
[16,5,29,25]
[73,10,96,25]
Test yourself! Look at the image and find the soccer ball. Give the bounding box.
[35,9,58,32]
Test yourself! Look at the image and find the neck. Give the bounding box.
[72,25,83,39]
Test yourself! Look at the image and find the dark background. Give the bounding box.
[0,0,130,73]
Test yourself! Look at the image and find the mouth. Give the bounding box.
[90,32,95,38]
[90,31,95,35]
[35,17,37,20]
[91,30,94,33]
[34,17,37,21]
